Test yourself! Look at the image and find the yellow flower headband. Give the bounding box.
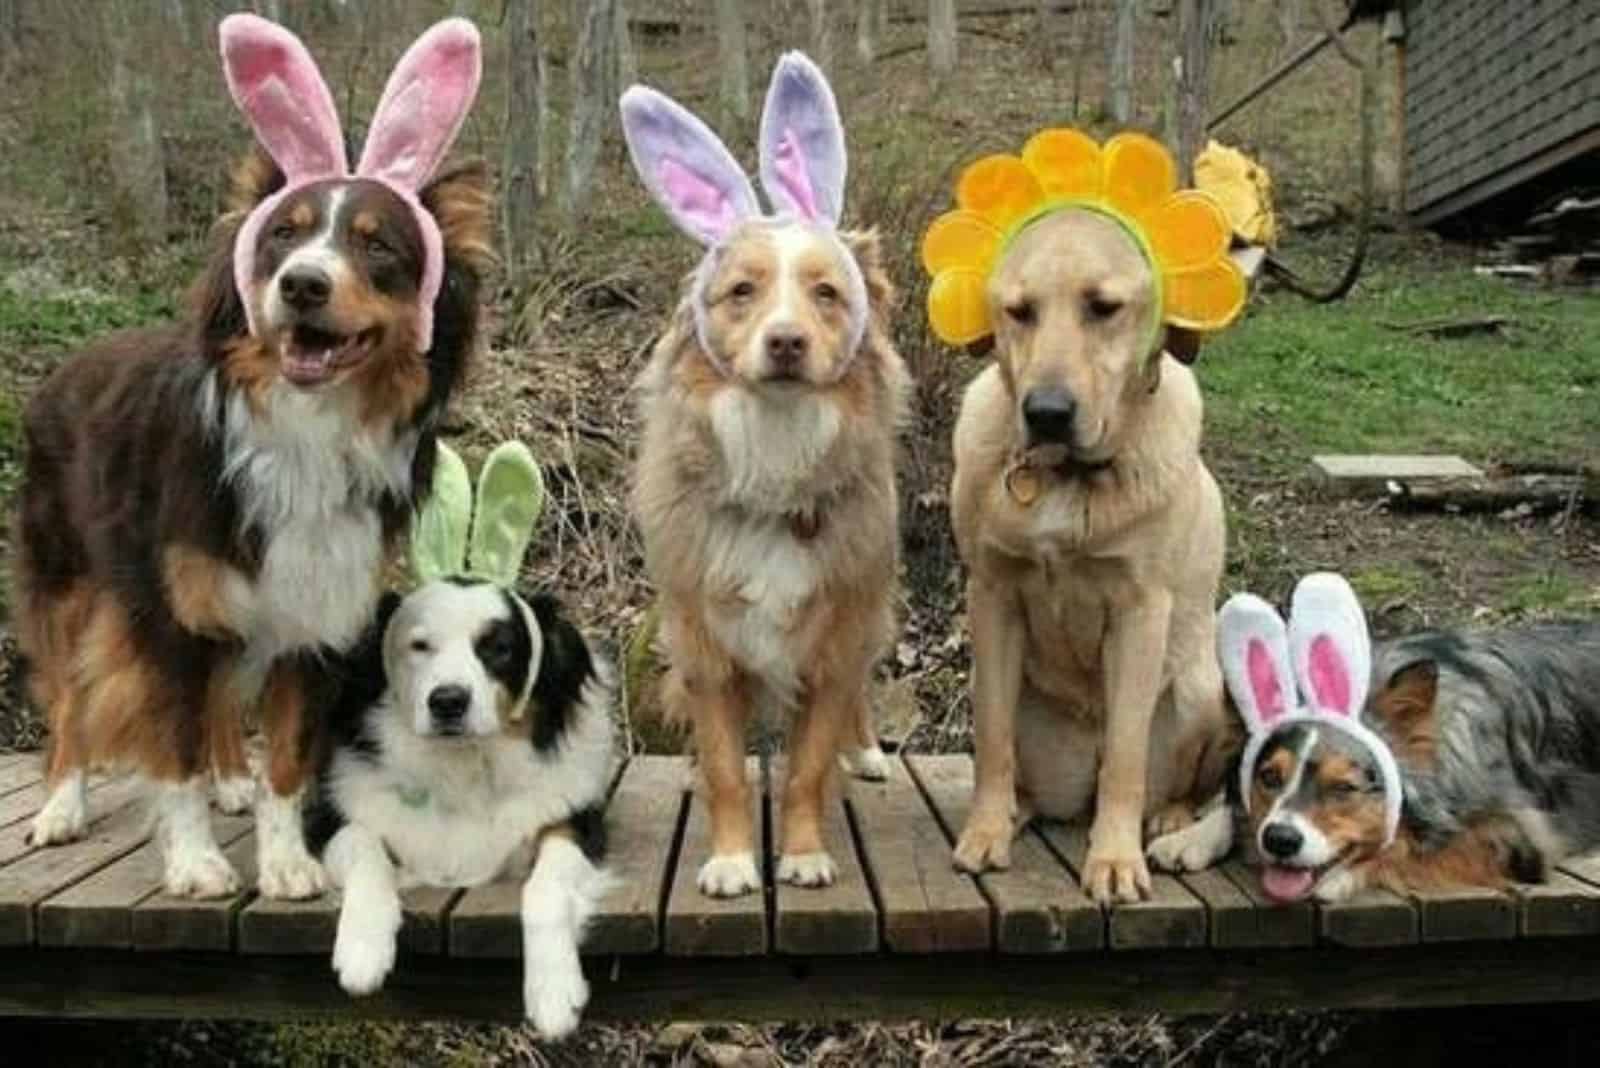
[921,129,1247,347]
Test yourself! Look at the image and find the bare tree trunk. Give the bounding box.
[806,0,832,71]
[563,0,618,224]
[1107,0,1136,122]
[715,0,748,124]
[502,0,546,273]
[929,0,957,77]
[1035,0,1055,71]
[104,0,168,253]
[1174,0,1214,183]
[855,0,886,63]
[1070,0,1090,116]
[614,0,636,89]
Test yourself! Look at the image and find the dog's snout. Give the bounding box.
[280,267,332,311]
[764,325,809,370]
[1021,387,1077,443]
[1261,822,1304,860]
[426,684,470,724]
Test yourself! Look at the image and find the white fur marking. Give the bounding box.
[157,778,241,898]
[839,744,890,782]
[698,851,761,898]
[29,772,88,845]
[256,786,327,899]
[521,836,613,1039]
[327,825,402,997]
[1147,800,1234,873]
[260,187,353,334]
[776,850,837,888]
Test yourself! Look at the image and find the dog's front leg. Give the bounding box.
[1087,586,1172,903]
[777,680,854,888]
[256,658,327,900]
[522,830,608,1040]
[326,825,401,996]
[954,575,1026,873]
[689,674,760,898]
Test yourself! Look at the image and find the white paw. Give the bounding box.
[333,925,396,997]
[839,744,890,782]
[697,852,760,898]
[1147,825,1216,873]
[524,962,589,1040]
[1314,867,1360,903]
[258,849,328,900]
[29,792,88,846]
[164,846,242,899]
[777,851,837,888]
[211,774,256,815]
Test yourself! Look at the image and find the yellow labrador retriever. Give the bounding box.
[949,209,1233,903]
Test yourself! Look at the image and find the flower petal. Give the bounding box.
[927,268,992,346]
[1164,258,1248,332]
[1021,128,1102,200]
[956,154,1044,231]
[1144,191,1232,272]
[1102,132,1177,220]
[921,210,1002,276]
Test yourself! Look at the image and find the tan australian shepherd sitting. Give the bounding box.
[621,53,908,896]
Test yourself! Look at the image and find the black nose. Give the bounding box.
[765,327,809,370]
[1021,387,1077,443]
[427,685,470,724]
[279,267,332,311]
[1261,823,1304,860]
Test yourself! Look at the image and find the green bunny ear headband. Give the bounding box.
[410,440,546,586]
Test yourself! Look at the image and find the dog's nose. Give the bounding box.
[764,326,809,371]
[279,267,332,311]
[1021,387,1077,443]
[1261,823,1304,860]
[427,685,470,724]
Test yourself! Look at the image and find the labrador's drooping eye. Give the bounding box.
[1005,300,1037,327]
[1085,294,1123,321]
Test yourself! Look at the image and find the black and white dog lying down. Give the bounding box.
[305,578,616,1038]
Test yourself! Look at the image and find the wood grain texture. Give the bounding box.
[1217,861,1317,946]
[1034,822,1207,949]
[847,757,990,952]
[133,832,259,952]
[1408,885,1518,943]
[588,755,688,955]
[663,757,767,957]
[1510,873,1600,937]
[0,755,44,798]
[905,755,1102,953]
[0,776,143,871]
[1319,887,1420,947]
[1174,867,1259,948]
[771,759,877,955]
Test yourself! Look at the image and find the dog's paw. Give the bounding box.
[164,846,242,900]
[525,963,589,1040]
[258,850,327,900]
[952,813,1013,873]
[697,852,760,898]
[29,791,88,846]
[1147,826,1214,873]
[1314,867,1362,903]
[211,774,256,816]
[332,925,396,997]
[777,851,837,888]
[1083,846,1153,905]
[839,745,890,782]
[1145,801,1195,839]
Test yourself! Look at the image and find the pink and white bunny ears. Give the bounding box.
[617,52,869,358]
[219,14,482,354]
[1219,573,1403,846]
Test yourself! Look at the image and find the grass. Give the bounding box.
[0,285,174,351]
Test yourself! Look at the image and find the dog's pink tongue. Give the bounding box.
[1262,866,1315,903]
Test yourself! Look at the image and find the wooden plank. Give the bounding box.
[770,758,877,955]
[0,782,53,830]
[237,874,340,955]
[0,755,43,796]
[663,757,767,957]
[446,882,521,959]
[0,779,153,945]
[133,832,258,952]
[1311,454,1485,494]
[398,887,458,956]
[1319,887,1420,947]
[847,756,990,952]
[1408,885,1517,943]
[904,754,1102,953]
[1173,867,1259,948]
[587,755,687,955]
[1557,852,1600,889]
[1034,821,1207,949]
[35,813,252,948]
[0,776,144,870]
[1217,861,1316,946]
[1510,873,1600,937]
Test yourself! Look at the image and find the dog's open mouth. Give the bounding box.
[1260,851,1351,903]
[281,324,380,386]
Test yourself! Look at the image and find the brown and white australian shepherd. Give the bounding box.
[621,53,909,896]
[12,16,490,900]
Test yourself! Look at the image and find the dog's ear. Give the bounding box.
[1163,325,1202,365]
[1368,659,1440,766]
[840,228,896,319]
[528,594,596,753]
[190,217,249,354]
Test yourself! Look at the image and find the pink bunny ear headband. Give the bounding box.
[618,51,869,378]
[220,13,482,354]
[1219,572,1403,847]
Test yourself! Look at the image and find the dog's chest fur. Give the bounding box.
[210,378,414,663]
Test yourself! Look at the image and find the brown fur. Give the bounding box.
[948,210,1233,904]
[632,224,909,888]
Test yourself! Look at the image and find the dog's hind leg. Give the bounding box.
[838,692,890,782]
[205,660,256,816]
[30,719,89,846]
[22,585,93,846]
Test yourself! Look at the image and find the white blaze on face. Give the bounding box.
[260,186,354,336]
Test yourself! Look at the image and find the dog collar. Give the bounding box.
[1240,712,1404,848]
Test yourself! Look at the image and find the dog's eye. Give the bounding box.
[1258,765,1285,791]
[271,223,297,241]
[1328,781,1361,798]
[409,638,432,654]
[814,282,839,304]
[364,235,393,259]
[729,281,756,301]
[1004,301,1036,326]
[1085,295,1123,320]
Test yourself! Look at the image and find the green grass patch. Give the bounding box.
[1500,571,1598,619]
[1346,563,1427,606]
[0,286,174,351]
[1200,261,1600,471]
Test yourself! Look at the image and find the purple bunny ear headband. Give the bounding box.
[1219,572,1403,847]
[220,14,482,354]
[618,51,868,375]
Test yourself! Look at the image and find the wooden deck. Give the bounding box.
[3,749,1600,1021]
